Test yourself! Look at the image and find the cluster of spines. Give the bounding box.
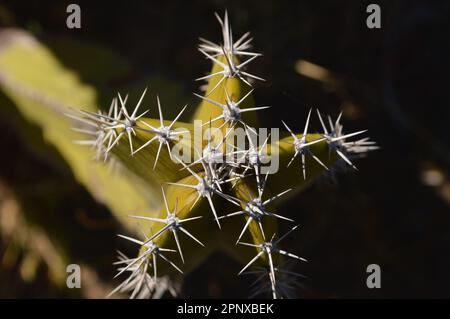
[67,11,377,299]
[67,88,189,169]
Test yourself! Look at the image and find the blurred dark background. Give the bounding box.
[1,0,450,298]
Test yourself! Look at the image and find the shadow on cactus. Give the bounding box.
[68,12,378,299]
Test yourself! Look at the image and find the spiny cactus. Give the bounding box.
[67,11,378,299]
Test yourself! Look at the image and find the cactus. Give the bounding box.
[66,12,378,299]
[1,12,377,299]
